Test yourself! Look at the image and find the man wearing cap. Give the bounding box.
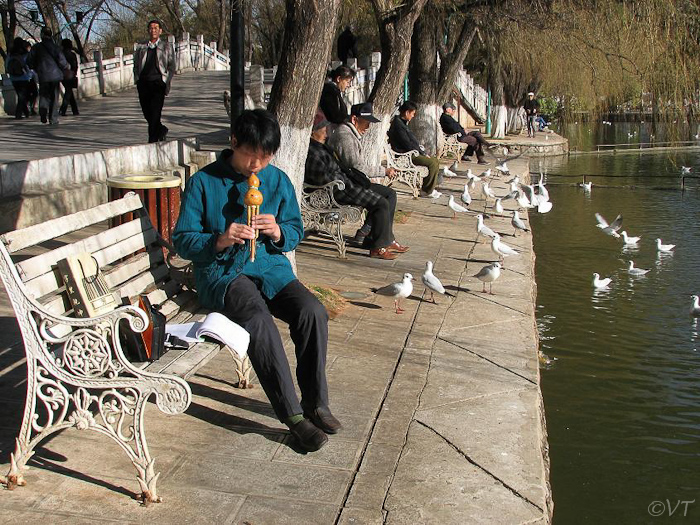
[439,102,491,164]
[387,100,441,198]
[305,109,407,260]
[327,102,410,259]
[523,92,540,138]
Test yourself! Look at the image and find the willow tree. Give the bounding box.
[268,0,341,195]
[408,1,478,153]
[362,0,429,161]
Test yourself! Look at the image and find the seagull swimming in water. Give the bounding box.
[627,260,650,275]
[690,295,700,316]
[448,195,469,219]
[656,238,675,252]
[422,261,455,303]
[595,213,623,238]
[581,181,592,193]
[620,231,641,245]
[592,273,612,289]
[373,273,414,314]
[474,262,502,294]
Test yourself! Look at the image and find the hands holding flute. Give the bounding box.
[216,214,281,252]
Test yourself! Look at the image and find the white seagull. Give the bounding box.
[656,238,675,253]
[620,231,641,245]
[682,166,692,174]
[494,198,504,214]
[627,261,650,275]
[491,234,519,266]
[449,161,460,172]
[581,181,592,193]
[481,181,496,201]
[448,195,469,219]
[442,166,458,178]
[595,213,623,238]
[422,261,455,304]
[474,262,502,294]
[495,162,509,174]
[480,168,492,178]
[507,175,520,186]
[512,210,530,235]
[373,273,414,314]
[476,214,498,240]
[592,273,612,289]
[690,295,700,317]
[461,184,472,206]
[517,191,534,209]
[537,200,553,213]
[537,174,550,202]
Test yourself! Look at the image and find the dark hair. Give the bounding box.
[61,38,73,51]
[147,19,162,29]
[232,109,281,155]
[12,37,26,54]
[40,26,53,39]
[329,65,355,82]
[399,100,418,113]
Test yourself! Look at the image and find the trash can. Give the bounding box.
[106,174,181,246]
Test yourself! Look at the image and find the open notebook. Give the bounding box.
[165,312,250,359]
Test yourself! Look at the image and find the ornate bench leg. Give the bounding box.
[332,221,348,258]
[227,347,254,389]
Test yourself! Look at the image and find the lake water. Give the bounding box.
[530,139,700,523]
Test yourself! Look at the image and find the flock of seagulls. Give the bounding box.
[374,158,554,311]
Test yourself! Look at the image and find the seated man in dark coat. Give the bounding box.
[387,100,441,198]
[305,109,408,260]
[439,102,492,164]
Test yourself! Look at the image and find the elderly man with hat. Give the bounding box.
[523,92,540,138]
[439,102,492,164]
[324,103,409,259]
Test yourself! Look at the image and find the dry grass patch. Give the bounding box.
[305,283,348,319]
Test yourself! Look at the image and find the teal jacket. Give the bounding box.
[173,150,304,310]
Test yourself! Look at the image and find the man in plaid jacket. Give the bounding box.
[305,109,408,260]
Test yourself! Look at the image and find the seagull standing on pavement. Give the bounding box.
[491,234,519,266]
[512,210,530,235]
[656,238,676,252]
[442,166,458,178]
[495,162,509,174]
[476,214,498,240]
[595,213,623,238]
[373,273,414,314]
[461,184,472,206]
[592,273,612,289]
[422,261,455,303]
[449,161,459,172]
[474,262,502,294]
[494,198,504,214]
[482,181,496,201]
[481,168,492,178]
[448,195,469,219]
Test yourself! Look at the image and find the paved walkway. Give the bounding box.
[0,70,232,164]
[0,150,551,523]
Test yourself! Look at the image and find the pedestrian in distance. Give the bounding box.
[59,39,79,116]
[133,19,176,143]
[24,41,39,116]
[5,38,32,119]
[524,92,540,138]
[173,109,341,453]
[27,27,70,125]
[337,25,358,64]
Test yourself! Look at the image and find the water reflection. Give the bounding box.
[531,145,700,524]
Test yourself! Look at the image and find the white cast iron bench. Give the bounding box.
[0,193,251,504]
[439,132,468,161]
[301,180,363,258]
[383,143,429,199]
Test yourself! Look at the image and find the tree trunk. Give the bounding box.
[217,0,227,51]
[268,0,341,195]
[1,0,18,56]
[362,0,429,162]
[55,2,87,61]
[35,0,60,35]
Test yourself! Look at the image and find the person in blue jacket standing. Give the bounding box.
[173,109,339,452]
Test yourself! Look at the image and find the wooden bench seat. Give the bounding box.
[0,193,250,504]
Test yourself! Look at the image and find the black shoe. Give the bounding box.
[304,406,342,435]
[59,110,66,116]
[40,111,47,124]
[158,125,169,142]
[477,158,488,165]
[289,419,328,451]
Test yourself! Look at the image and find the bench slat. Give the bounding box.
[118,263,170,300]
[1,194,144,253]
[155,340,222,379]
[18,217,157,284]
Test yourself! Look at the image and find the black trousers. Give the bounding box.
[38,80,60,123]
[11,80,29,118]
[339,183,397,249]
[222,276,329,422]
[60,80,79,115]
[137,79,167,143]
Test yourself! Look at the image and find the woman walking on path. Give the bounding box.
[5,38,32,119]
[59,39,79,116]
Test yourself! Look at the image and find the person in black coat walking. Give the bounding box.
[319,65,355,127]
[337,26,358,64]
[59,39,79,116]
